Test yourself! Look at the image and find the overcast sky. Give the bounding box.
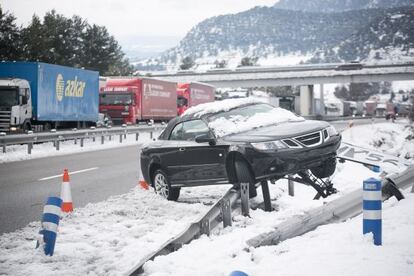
[1,0,277,38]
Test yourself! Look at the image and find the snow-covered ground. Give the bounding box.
[1,121,413,275]
[0,130,162,164]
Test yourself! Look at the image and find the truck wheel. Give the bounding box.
[234,160,257,198]
[153,169,180,201]
[23,121,32,132]
[311,157,337,179]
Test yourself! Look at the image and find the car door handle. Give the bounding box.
[179,148,186,152]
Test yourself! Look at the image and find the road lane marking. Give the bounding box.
[38,167,99,181]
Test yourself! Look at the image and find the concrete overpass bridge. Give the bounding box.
[153,62,414,116]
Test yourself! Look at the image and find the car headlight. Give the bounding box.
[251,140,287,151]
[326,125,338,136]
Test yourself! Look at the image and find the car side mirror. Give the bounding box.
[195,134,216,146]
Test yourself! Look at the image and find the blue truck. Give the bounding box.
[0,62,99,132]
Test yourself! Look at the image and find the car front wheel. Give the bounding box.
[234,160,257,198]
[311,157,337,179]
[153,169,180,201]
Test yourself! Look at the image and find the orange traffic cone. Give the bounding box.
[61,169,73,212]
[138,169,149,190]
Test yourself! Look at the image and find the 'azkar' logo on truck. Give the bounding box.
[56,74,86,102]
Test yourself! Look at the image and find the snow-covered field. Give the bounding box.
[1,121,413,276]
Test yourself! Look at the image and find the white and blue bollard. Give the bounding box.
[229,271,248,276]
[37,197,62,256]
[363,178,382,246]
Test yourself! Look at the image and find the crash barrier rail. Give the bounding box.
[127,186,241,275]
[246,165,414,248]
[0,125,162,154]
[303,115,383,122]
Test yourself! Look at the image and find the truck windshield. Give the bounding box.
[100,93,133,105]
[0,87,19,107]
[177,96,188,107]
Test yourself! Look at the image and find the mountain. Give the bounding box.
[274,0,414,13]
[136,5,414,71]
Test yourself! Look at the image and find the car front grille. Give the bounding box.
[294,131,322,147]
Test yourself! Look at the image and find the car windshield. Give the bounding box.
[206,103,304,137]
[0,87,19,107]
[100,93,133,105]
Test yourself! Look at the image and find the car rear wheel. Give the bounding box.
[153,169,180,201]
[234,160,257,198]
[311,157,337,179]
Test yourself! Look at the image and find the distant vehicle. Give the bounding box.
[335,63,364,71]
[177,82,215,115]
[0,62,99,132]
[100,78,177,124]
[140,100,341,201]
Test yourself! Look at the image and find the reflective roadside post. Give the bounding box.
[363,178,382,246]
[37,196,62,256]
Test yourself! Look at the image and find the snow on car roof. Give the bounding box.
[182,97,265,118]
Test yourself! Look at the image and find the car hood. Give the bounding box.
[221,120,330,143]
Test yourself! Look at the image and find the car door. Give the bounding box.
[171,120,228,186]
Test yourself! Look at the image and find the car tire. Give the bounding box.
[311,157,337,179]
[153,169,180,201]
[234,160,257,198]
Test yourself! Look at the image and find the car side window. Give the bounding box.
[181,120,211,141]
[169,123,184,140]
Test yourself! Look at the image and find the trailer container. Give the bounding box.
[0,62,99,131]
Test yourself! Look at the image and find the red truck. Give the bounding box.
[177,82,215,115]
[100,78,177,124]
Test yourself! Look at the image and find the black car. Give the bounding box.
[140,101,341,200]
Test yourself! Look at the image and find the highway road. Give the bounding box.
[0,146,141,234]
[0,118,386,234]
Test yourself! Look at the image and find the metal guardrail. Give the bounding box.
[0,125,162,154]
[127,187,241,275]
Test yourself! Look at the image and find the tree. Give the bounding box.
[179,56,195,70]
[18,9,133,75]
[0,6,21,60]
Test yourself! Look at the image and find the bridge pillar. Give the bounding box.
[319,84,325,115]
[300,85,314,116]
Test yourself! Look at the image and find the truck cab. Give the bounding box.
[99,86,138,125]
[0,78,32,132]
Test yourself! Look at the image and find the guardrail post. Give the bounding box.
[80,138,84,147]
[240,182,250,217]
[2,144,6,153]
[56,140,60,151]
[200,219,210,236]
[221,198,232,228]
[150,131,153,139]
[261,180,272,212]
[109,135,112,141]
[101,135,104,145]
[92,136,95,142]
[288,177,295,197]
[27,142,33,154]
[119,134,123,143]
[124,131,127,139]
[363,178,382,246]
[136,133,139,141]
[74,138,77,145]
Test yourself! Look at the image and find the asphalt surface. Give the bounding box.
[0,145,141,234]
[0,118,385,234]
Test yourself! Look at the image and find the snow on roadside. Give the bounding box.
[0,185,230,275]
[0,130,161,164]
